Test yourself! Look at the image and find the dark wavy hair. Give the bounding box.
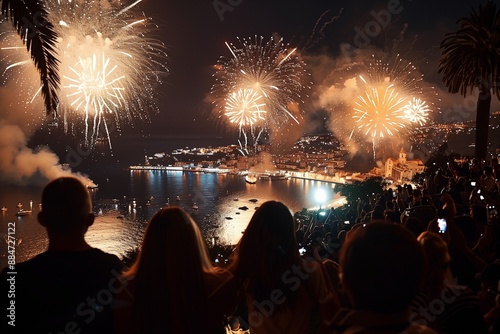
[229,201,302,304]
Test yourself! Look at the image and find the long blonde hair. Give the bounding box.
[417,231,454,299]
[124,207,213,333]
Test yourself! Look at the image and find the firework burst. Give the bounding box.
[225,88,266,129]
[348,54,433,158]
[352,77,407,139]
[211,35,310,153]
[1,0,168,148]
[402,97,430,126]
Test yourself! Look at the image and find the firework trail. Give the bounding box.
[225,88,266,154]
[1,0,168,148]
[305,8,344,50]
[211,35,310,153]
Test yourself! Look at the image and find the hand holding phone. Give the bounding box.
[438,218,447,234]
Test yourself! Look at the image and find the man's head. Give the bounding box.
[340,221,425,313]
[38,177,94,235]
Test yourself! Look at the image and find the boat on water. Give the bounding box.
[245,175,257,184]
[249,198,258,203]
[16,209,32,216]
[270,172,291,180]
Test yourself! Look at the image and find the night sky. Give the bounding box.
[135,0,498,136]
[1,0,499,174]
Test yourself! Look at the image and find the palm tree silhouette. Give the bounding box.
[438,1,500,160]
[2,0,60,116]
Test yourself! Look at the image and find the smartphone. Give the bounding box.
[488,204,498,222]
[438,218,447,234]
[393,191,396,198]
[344,220,350,225]
[471,181,477,187]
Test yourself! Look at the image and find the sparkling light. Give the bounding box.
[402,97,430,126]
[348,55,433,157]
[1,0,168,148]
[211,36,310,152]
[353,77,407,140]
[225,88,266,129]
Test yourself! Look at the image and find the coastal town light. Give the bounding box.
[315,188,328,209]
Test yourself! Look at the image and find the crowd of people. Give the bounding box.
[1,157,499,333]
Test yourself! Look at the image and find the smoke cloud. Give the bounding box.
[304,44,450,161]
[0,123,95,186]
[0,37,95,186]
[249,152,276,173]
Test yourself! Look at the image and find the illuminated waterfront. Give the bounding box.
[0,168,343,269]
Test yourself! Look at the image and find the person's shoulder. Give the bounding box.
[85,248,125,270]
[88,248,122,262]
[1,252,51,276]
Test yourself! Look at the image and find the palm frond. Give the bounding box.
[438,0,500,99]
[2,0,60,115]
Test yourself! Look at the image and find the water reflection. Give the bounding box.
[0,170,342,269]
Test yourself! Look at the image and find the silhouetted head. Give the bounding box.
[126,207,213,333]
[235,201,297,269]
[38,177,94,235]
[417,231,453,296]
[484,166,493,176]
[229,317,241,330]
[340,222,424,313]
[135,206,212,276]
[403,217,426,238]
[470,204,487,225]
[230,201,300,301]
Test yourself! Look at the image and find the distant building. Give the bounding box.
[385,148,425,182]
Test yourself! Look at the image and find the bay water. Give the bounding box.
[0,136,342,269]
